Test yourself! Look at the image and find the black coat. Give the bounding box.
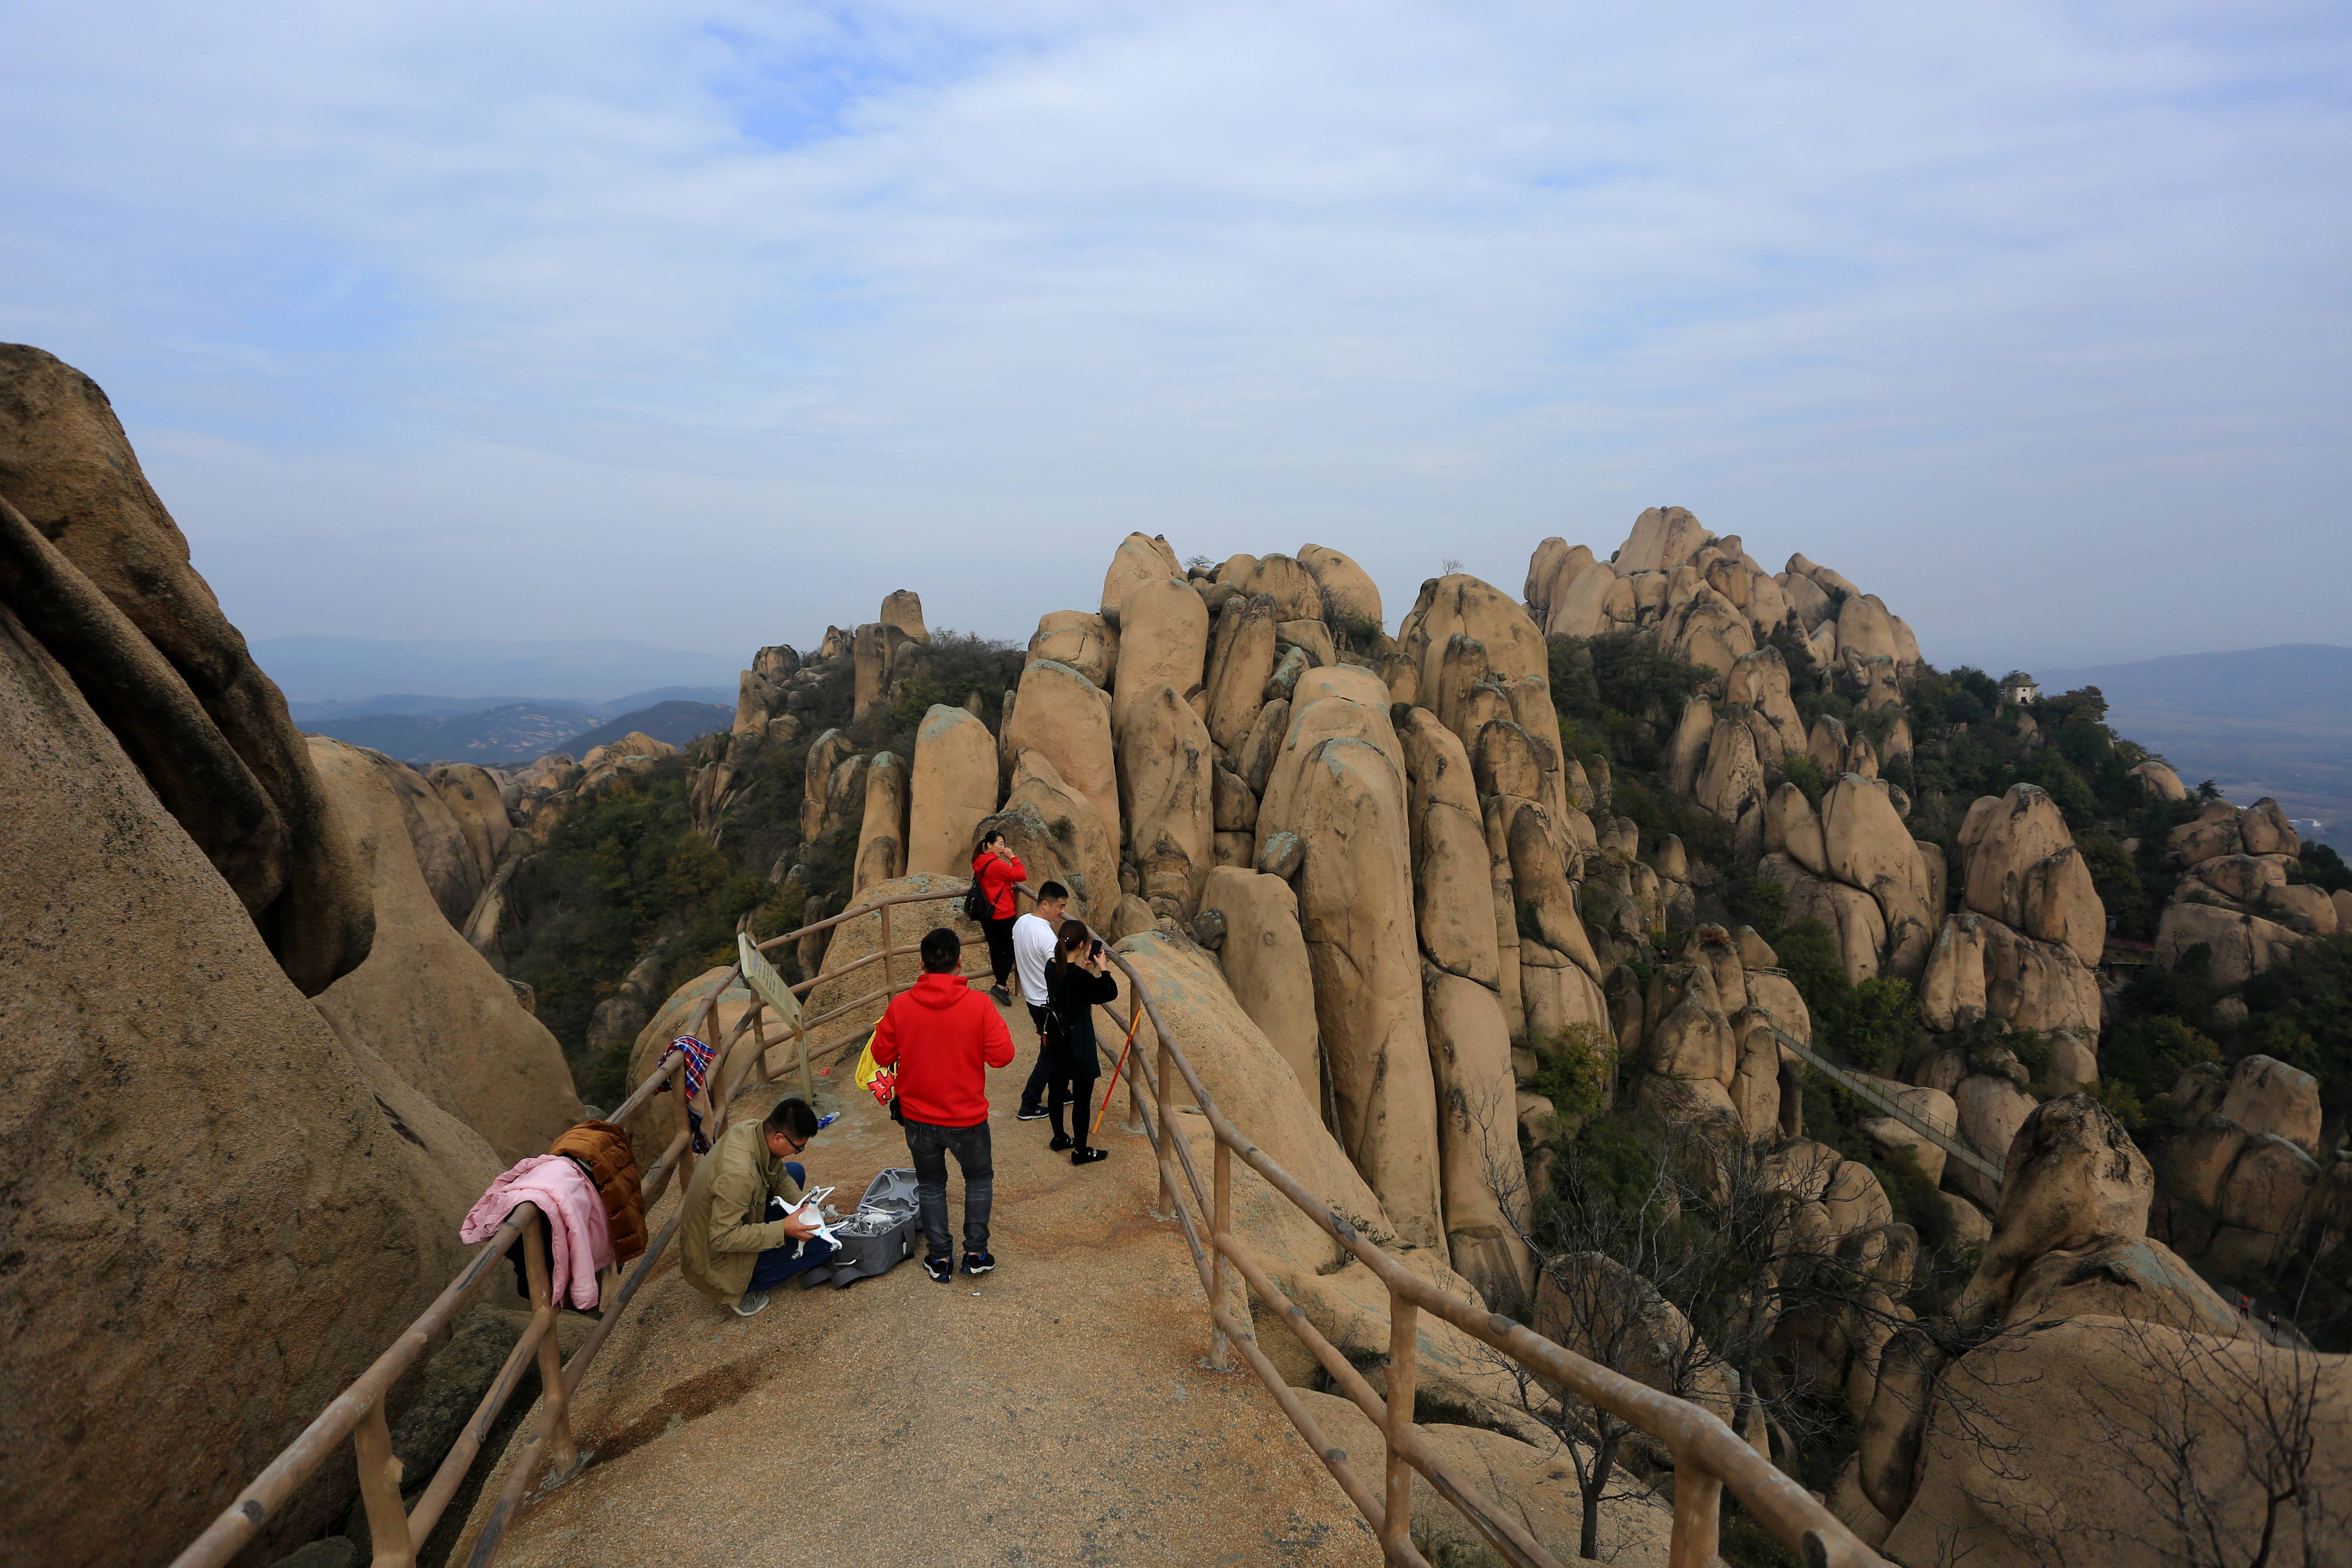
[1043,960,1119,1078]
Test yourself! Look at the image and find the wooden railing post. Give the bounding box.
[1382,1299,1418,1560]
[880,902,893,1000]
[1154,1036,1176,1220]
[1210,1137,1233,1371]
[521,1216,577,1477]
[351,1401,413,1568]
[1669,1459,1722,1568]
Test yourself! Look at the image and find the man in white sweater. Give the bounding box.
[1011,880,1070,1120]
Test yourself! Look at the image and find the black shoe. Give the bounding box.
[924,1255,953,1283]
[1048,1131,1074,1151]
[1072,1146,1108,1165]
[1016,1105,1049,1121]
[961,1251,996,1275]
[989,984,1013,1007]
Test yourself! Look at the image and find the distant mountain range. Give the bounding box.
[254,636,741,703]
[304,696,733,767]
[2036,643,2352,843]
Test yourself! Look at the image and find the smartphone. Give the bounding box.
[1090,939,1105,958]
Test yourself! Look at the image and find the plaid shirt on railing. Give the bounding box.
[655,1035,719,1152]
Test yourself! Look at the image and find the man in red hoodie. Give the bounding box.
[870,926,1017,1279]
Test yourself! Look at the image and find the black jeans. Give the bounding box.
[1049,1075,1100,1145]
[980,913,1017,986]
[1019,1005,1055,1112]
[904,1116,993,1259]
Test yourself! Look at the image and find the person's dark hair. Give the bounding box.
[1054,918,1092,969]
[764,1096,819,1139]
[1036,880,1069,904]
[920,926,961,973]
[976,829,1005,854]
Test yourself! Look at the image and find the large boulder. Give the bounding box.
[1098,531,1181,626]
[1396,574,1549,710]
[0,343,375,996]
[1027,609,1118,689]
[1200,867,1321,1108]
[906,705,1000,876]
[1002,657,1121,851]
[1764,782,1828,875]
[1724,644,1807,755]
[2156,900,2304,987]
[1821,775,1936,980]
[1951,1074,2038,1207]
[853,750,910,891]
[2129,758,2188,801]
[995,748,1120,929]
[428,763,513,887]
[1110,574,1209,729]
[1200,592,1278,752]
[1297,542,1382,630]
[374,751,487,929]
[308,739,581,1163]
[1115,682,1215,917]
[2217,1054,2323,1155]
[1229,552,1324,622]
[1883,1315,2349,1568]
[801,728,852,843]
[1614,505,1710,575]
[0,598,497,1567]
[1288,735,1446,1251]
[878,587,927,643]
[1422,965,1532,1303]
[1396,708,1502,987]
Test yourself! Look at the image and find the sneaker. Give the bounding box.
[1071,1147,1108,1165]
[1048,1132,1074,1152]
[734,1290,771,1317]
[961,1251,996,1276]
[989,984,1013,1007]
[1016,1105,1049,1122]
[924,1255,954,1283]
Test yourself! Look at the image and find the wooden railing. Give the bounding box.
[1085,943,1895,1568]
[176,876,1889,1568]
[170,883,976,1568]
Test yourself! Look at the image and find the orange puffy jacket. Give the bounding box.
[548,1120,648,1266]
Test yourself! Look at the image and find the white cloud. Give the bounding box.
[2,0,2345,668]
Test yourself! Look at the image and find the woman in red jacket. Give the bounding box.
[970,829,1026,1007]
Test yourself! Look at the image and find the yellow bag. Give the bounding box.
[853,1030,895,1105]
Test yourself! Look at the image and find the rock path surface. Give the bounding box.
[461,997,1382,1567]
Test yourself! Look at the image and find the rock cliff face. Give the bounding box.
[0,349,612,1564]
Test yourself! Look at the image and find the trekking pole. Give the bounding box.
[1088,1004,1147,1146]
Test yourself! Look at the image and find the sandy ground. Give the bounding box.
[461,996,1383,1568]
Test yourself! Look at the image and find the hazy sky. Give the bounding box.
[5,1,2346,674]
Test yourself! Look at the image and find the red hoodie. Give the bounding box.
[870,972,1016,1128]
[971,849,1025,920]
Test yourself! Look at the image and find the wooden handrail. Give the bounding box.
[176,872,1884,1568]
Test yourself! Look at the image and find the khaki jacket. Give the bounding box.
[678,1118,804,1303]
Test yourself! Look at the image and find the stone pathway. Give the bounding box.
[462,998,1381,1567]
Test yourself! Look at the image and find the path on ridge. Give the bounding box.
[462,997,1381,1568]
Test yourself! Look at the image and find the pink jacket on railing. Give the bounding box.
[459,1155,612,1309]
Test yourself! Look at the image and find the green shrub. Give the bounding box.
[1781,753,1826,809]
[1532,1023,1612,1125]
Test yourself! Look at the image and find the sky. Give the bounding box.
[4,0,2347,675]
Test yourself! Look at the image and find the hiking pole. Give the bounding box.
[1087,1004,1147,1146]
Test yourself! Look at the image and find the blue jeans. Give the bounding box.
[749,1165,836,1289]
[904,1117,993,1259]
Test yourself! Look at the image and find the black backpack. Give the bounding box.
[962,875,991,923]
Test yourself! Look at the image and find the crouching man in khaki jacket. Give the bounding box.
[679,1097,830,1317]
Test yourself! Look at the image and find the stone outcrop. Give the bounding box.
[1115,682,1214,918]
[0,535,497,1567]
[2158,1056,2330,1271]
[1296,542,1382,630]
[1200,591,1277,752]
[0,343,375,996]
[878,587,927,644]
[1027,609,1118,689]
[1111,573,1209,729]
[1199,867,1322,1109]
[308,739,581,1164]
[1099,531,1183,626]
[1265,711,1446,1251]
[1002,657,1121,852]
[906,705,1000,875]
[853,750,909,891]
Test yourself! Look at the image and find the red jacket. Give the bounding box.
[870,972,1016,1127]
[972,849,1026,920]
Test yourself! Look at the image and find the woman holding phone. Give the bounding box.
[1042,919,1117,1165]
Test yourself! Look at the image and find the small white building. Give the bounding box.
[2000,672,2039,707]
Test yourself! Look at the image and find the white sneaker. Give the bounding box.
[735,1290,771,1317]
